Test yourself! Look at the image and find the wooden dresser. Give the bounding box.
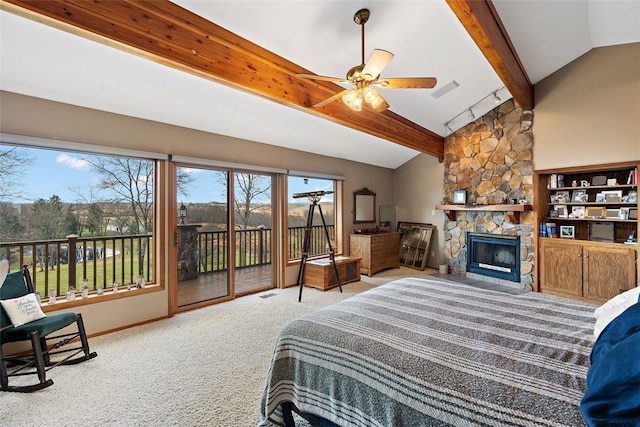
[350,232,400,276]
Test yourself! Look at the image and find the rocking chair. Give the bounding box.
[1,265,97,392]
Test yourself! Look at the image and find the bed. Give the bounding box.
[258,276,599,427]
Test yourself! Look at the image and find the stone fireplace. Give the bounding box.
[442,100,534,288]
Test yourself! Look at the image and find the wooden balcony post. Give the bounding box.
[66,234,78,289]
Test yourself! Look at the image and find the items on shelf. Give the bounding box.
[540,222,557,238]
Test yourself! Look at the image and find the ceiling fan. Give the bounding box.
[297,8,437,112]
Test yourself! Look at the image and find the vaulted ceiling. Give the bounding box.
[1,1,638,168]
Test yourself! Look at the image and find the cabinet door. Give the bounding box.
[540,240,583,298]
[583,245,636,301]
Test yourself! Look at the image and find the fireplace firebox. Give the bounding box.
[467,233,521,283]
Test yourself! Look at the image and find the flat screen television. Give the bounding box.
[589,221,614,242]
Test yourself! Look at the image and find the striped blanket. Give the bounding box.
[258,277,596,427]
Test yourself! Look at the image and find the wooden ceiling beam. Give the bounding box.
[447,0,534,110]
[1,0,444,158]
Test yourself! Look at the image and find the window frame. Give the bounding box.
[0,136,164,308]
[285,175,343,263]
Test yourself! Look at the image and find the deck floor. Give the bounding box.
[177,264,273,307]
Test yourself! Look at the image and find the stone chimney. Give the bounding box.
[442,100,535,288]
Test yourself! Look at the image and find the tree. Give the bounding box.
[86,156,194,273]
[29,195,76,240]
[0,203,25,243]
[87,157,154,234]
[232,173,271,229]
[0,146,33,200]
[28,195,77,270]
[86,203,106,236]
[87,156,195,234]
[69,185,107,236]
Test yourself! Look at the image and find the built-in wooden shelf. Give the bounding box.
[435,204,533,224]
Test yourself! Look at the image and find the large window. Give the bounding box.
[0,143,157,299]
[287,176,336,261]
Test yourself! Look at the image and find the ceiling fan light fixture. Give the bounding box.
[364,87,383,108]
[342,89,358,108]
[300,8,436,112]
[352,95,363,111]
[343,88,364,111]
[342,86,386,111]
[369,95,384,111]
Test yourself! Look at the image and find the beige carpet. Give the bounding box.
[0,267,437,427]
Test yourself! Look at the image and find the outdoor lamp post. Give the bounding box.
[178,202,187,224]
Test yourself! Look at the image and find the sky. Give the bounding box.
[3,145,334,205]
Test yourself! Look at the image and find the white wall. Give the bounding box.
[394,154,445,268]
[533,43,640,169]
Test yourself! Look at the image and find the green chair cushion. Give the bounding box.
[1,270,29,329]
[2,311,78,343]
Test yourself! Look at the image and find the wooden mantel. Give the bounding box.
[436,204,533,224]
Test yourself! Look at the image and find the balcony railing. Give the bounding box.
[287,225,335,259]
[0,234,153,298]
[0,225,333,298]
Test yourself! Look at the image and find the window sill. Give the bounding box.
[40,284,162,313]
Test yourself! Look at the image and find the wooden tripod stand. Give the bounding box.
[294,191,342,302]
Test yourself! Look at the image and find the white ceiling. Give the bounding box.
[1,1,638,169]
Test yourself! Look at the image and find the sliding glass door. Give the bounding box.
[174,165,275,308]
[176,166,230,307]
[232,171,275,295]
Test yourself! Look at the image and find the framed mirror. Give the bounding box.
[353,188,376,224]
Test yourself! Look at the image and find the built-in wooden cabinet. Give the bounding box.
[535,161,638,302]
[539,239,636,303]
[350,232,400,276]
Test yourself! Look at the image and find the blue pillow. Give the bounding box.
[581,302,640,426]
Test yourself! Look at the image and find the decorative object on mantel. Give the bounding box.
[435,203,533,224]
[453,190,466,205]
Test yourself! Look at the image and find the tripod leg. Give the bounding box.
[317,205,342,293]
[297,203,316,302]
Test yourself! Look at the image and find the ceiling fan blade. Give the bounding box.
[376,77,437,89]
[361,49,394,80]
[297,73,347,83]
[313,89,351,108]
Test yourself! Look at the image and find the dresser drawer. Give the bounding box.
[350,232,400,276]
